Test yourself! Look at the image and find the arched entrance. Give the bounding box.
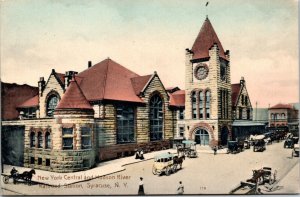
[221,126,229,146]
[194,128,209,146]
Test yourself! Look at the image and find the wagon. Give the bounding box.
[2,172,23,184]
[252,136,266,152]
[182,140,197,158]
[227,141,240,154]
[152,152,175,176]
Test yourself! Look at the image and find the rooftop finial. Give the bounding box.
[205,1,209,18]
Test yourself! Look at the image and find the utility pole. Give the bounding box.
[255,101,257,122]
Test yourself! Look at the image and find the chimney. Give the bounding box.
[240,76,245,85]
[38,77,45,96]
[88,61,92,68]
[64,71,78,90]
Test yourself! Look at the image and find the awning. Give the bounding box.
[232,120,266,126]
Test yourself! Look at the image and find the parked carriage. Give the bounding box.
[177,140,198,158]
[292,144,299,158]
[152,152,185,176]
[252,135,266,152]
[227,141,240,154]
[284,137,299,149]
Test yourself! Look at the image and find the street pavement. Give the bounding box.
[0,141,299,195]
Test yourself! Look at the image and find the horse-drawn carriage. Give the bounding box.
[152,152,184,176]
[2,168,36,185]
[252,135,266,152]
[177,140,197,158]
[227,141,240,154]
[247,167,276,185]
[284,137,299,149]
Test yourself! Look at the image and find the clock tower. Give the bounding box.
[184,17,232,147]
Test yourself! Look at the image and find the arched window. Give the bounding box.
[45,132,51,149]
[205,91,210,119]
[277,113,281,120]
[281,113,285,119]
[37,132,43,148]
[192,92,197,119]
[199,91,204,119]
[47,95,59,117]
[149,94,163,141]
[30,132,35,148]
[271,113,274,119]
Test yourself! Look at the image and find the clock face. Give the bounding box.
[194,63,209,80]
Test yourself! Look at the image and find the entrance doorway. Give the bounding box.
[194,128,209,145]
[221,126,229,146]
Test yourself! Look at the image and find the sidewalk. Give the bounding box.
[3,149,176,186]
[2,147,226,187]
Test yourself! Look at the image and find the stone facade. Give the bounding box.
[232,78,253,120]
[184,45,232,147]
[38,71,65,118]
[98,74,174,161]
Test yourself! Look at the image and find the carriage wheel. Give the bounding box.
[152,166,158,175]
[3,176,9,184]
[165,167,171,176]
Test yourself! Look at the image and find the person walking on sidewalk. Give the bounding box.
[177,181,184,195]
[213,146,218,155]
[138,177,145,195]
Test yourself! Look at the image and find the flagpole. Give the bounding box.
[205,1,209,17]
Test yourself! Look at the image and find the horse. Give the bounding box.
[173,155,185,170]
[19,169,35,185]
[247,169,265,184]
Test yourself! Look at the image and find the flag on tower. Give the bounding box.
[206,1,209,6]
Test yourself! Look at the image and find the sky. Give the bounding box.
[1,0,299,108]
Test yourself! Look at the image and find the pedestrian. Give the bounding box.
[177,181,184,195]
[213,146,217,155]
[140,149,144,160]
[138,177,145,195]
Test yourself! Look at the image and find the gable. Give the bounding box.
[142,74,169,102]
[235,84,252,108]
[43,72,65,96]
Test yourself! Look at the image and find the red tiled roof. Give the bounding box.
[191,17,227,61]
[56,79,92,110]
[17,95,39,108]
[131,75,152,95]
[166,87,180,93]
[270,103,293,109]
[169,90,185,107]
[1,82,38,120]
[231,84,241,106]
[77,58,144,103]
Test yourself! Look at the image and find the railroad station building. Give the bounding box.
[2,17,257,172]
